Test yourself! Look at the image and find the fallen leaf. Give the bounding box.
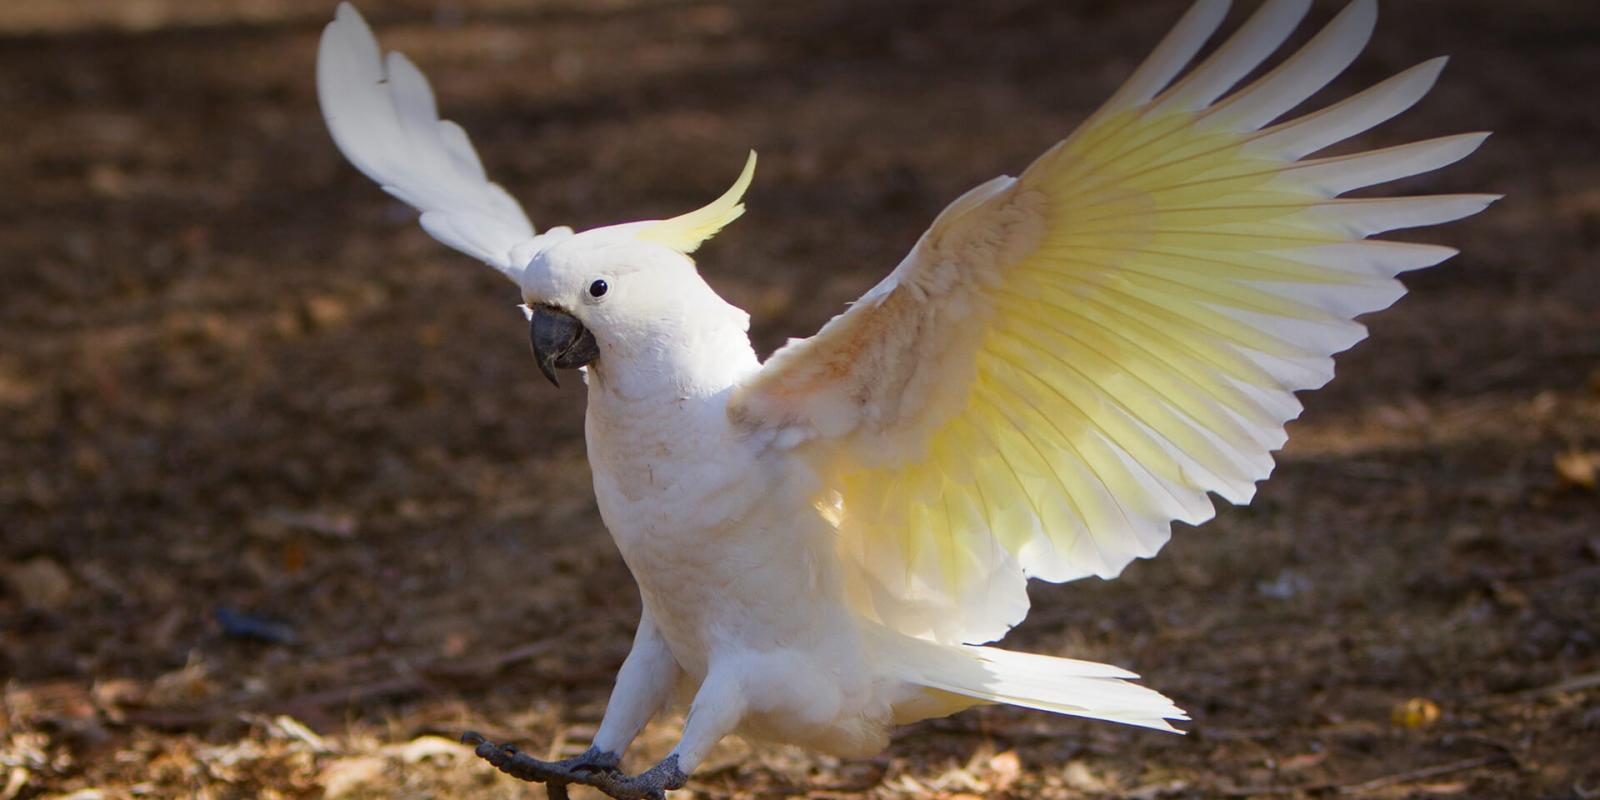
[987,750,1022,792]
[257,509,358,540]
[1280,751,1328,772]
[267,715,330,752]
[1063,760,1107,792]
[1555,449,1600,490]
[91,679,144,722]
[149,654,218,706]
[440,633,470,658]
[302,295,351,330]
[42,790,105,800]
[1490,580,1530,610]
[319,756,386,799]
[1414,781,1470,795]
[388,735,471,764]
[0,768,28,800]
[283,539,307,575]
[891,774,931,794]
[1125,779,1190,799]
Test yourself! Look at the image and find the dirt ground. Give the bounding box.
[2,0,1597,798]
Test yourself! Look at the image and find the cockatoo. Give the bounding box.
[318,1,1493,797]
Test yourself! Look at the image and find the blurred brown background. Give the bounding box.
[2,0,1597,797]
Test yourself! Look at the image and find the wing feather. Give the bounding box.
[1252,57,1447,159]
[318,2,548,279]
[1149,0,1311,114]
[1205,0,1376,130]
[1097,0,1232,116]
[1282,132,1490,193]
[729,0,1495,643]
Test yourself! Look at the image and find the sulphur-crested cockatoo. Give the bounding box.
[319,1,1493,796]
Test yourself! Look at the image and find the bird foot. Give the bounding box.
[461,732,686,800]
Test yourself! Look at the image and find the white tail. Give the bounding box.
[875,627,1188,733]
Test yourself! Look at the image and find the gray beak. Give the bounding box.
[529,304,600,387]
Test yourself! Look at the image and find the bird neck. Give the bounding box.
[585,305,760,405]
[580,309,761,506]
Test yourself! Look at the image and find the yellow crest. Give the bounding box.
[637,151,757,254]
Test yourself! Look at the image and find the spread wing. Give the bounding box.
[728,0,1496,645]
[317,2,567,280]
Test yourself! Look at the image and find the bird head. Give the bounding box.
[517,152,756,387]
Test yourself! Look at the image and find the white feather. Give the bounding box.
[1151,0,1312,113]
[1207,0,1378,131]
[317,2,545,280]
[1095,0,1231,117]
[876,627,1188,733]
[1250,57,1449,160]
[1283,132,1492,195]
[1306,193,1502,237]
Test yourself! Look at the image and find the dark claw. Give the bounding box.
[462,731,684,800]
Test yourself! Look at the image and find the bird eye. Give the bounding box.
[588,279,609,298]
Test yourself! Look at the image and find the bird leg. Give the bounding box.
[462,732,686,800]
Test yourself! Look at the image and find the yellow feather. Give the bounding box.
[736,1,1491,645]
[637,150,757,254]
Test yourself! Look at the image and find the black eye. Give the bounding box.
[588,279,609,298]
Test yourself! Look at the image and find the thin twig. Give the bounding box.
[116,640,604,732]
[1212,753,1512,798]
[1211,783,1302,797]
[1334,754,1510,796]
[1507,670,1600,700]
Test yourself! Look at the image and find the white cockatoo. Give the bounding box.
[318,1,1493,796]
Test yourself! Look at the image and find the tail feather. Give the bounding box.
[878,629,1188,734]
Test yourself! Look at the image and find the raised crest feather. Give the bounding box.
[638,151,758,254]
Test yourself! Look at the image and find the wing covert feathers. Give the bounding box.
[730,0,1496,645]
[318,3,546,278]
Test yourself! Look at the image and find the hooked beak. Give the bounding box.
[528,304,600,387]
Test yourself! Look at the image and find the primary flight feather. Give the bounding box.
[318,2,1494,797]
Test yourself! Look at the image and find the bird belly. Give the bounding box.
[597,453,900,753]
[608,477,842,673]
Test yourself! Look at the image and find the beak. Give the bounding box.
[529,304,600,387]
